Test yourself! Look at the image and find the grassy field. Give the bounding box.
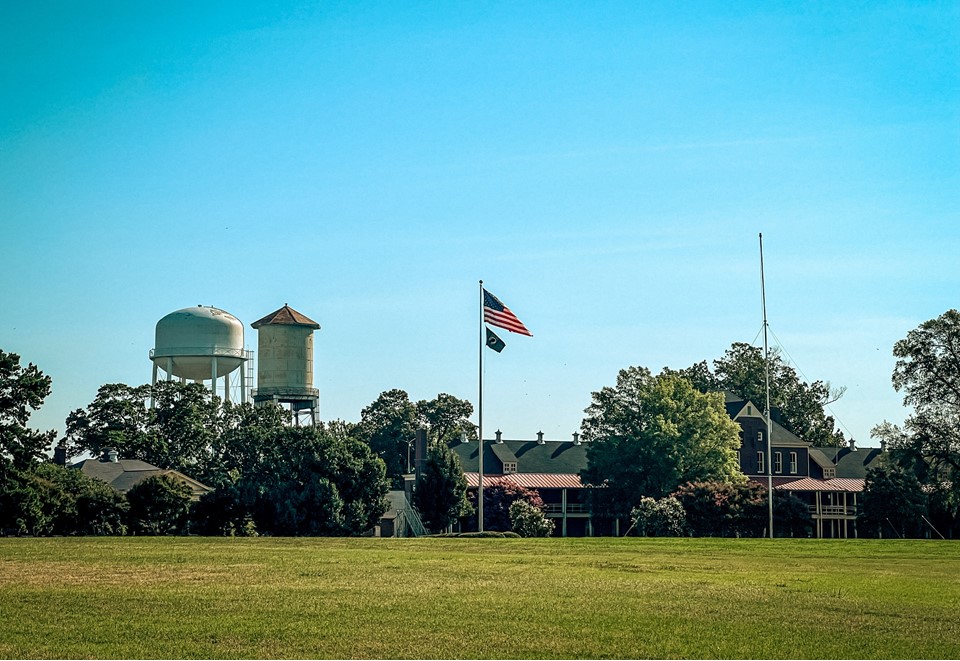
[1,537,958,659]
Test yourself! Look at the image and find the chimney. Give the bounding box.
[880,439,887,452]
[495,430,503,444]
[53,444,68,466]
[414,428,428,481]
[537,431,545,445]
[572,432,581,445]
[848,437,857,451]
[460,431,469,444]
[105,448,119,463]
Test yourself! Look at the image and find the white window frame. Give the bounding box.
[789,452,798,474]
[774,452,782,474]
[757,451,764,474]
[502,461,517,474]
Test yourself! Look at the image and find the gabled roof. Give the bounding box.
[814,446,885,479]
[726,393,815,449]
[749,476,866,493]
[490,443,519,465]
[725,392,761,419]
[72,458,212,498]
[451,438,589,476]
[251,304,320,329]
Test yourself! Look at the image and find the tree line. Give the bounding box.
[2,309,958,538]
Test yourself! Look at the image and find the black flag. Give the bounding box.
[485,327,506,353]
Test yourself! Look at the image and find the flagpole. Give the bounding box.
[478,279,485,532]
[760,233,774,539]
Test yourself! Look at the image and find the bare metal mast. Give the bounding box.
[759,233,774,539]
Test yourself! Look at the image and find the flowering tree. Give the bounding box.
[467,479,544,532]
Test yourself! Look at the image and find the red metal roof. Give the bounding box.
[251,304,320,329]
[749,476,866,492]
[464,472,584,489]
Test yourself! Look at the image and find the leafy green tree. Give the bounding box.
[0,464,63,535]
[204,400,289,487]
[667,344,847,446]
[126,474,193,535]
[190,476,257,537]
[270,474,346,536]
[415,393,475,447]
[63,383,152,461]
[859,460,928,538]
[672,481,741,537]
[580,368,743,519]
[732,481,769,537]
[774,491,813,538]
[0,350,56,470]
[669,360,721,394]
[414,444,472,533]
[672,481,769,537]
[354,390,475,488]
[629,496,686,537]
[66,382,223,482]
[30,463,129,536]
[148,381,219,477]
[882,309,960,533]
[250,425,389,536]
[509,499,555,537]
[354,389,419,486]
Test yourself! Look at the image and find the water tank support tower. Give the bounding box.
[149,305,251,405]
[251,304,321,426]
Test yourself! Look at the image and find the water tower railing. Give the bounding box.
[251,386,320,399]
[150,347,253,360]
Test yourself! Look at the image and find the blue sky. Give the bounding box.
[2,1,958,448]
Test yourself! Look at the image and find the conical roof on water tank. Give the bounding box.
[251,304,320,399]
[151,305,247,381]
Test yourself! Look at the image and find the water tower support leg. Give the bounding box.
[241,359,247,404]
[166,357,173,381]
[212,356,218,399]
[150,362,158,409]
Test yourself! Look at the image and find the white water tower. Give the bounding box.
[150,305,251,403]
[251,303,320,425]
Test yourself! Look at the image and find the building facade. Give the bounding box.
[446,395,883,538]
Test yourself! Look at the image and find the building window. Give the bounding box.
[774,452,782,474]
[502,462,517,473]
[757,451,764,474]
[757,431,763,444]
[789,452,798,474]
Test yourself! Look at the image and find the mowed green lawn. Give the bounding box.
[1,537,958,659]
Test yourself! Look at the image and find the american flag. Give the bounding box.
[483,288,532,336]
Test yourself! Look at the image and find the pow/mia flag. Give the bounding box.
[485,327,506,353]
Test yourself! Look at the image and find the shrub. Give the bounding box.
[509,499,555,537]
[630,496,686,537]
[126,474,192,535]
